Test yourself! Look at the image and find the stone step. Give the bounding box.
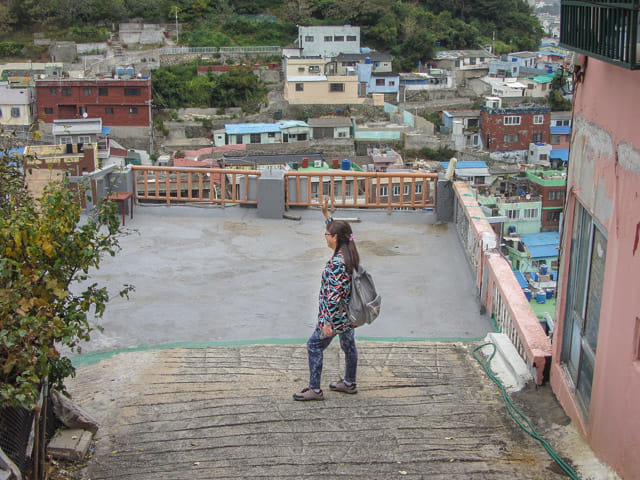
[47,429,93,461]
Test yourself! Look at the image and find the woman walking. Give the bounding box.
[293,197,360,401]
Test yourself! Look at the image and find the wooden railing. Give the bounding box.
[132,166,261,206]
[453,181,552,385]
[285,171,438,211]
[131,166,438,211]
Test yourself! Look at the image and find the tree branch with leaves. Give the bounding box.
[0,137,134,409]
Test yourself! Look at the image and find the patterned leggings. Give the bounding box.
[306,328,358,390]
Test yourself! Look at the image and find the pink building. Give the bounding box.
[552,4,640,477]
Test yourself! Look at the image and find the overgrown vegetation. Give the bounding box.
[0,135,133,409]
[0,0,543,72]
[419,145,458,162]
[547,69,573,111]
[152,62,268,112]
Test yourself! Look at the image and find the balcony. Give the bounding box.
[560,0,639,69]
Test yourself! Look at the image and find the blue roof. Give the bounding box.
[538,50,566,57]
[514,270,528,289]
[550,125,571,135]
[550,149,569,162]
[226,123,281,135]
[520,232,561,259]
[440,160,488,169]
[0,147,24,160]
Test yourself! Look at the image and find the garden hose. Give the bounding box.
[472,343,581,480]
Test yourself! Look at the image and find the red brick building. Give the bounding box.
[480,105,551,151]
[36,78,151,127]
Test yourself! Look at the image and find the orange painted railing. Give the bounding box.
[132,166,261,205]
[285,171,438,211]
[452,181,552,385]
[132,166,438,211]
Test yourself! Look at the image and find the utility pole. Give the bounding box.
[174,6,179,44]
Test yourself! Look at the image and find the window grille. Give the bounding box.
[560,0,639,69]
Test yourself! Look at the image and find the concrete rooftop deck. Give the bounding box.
[65,205,618,479]
[74,204,491,354]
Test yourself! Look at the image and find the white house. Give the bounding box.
[296,25,361,58]
[0,81,36,131]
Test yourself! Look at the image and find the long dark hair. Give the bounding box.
[327,219,360,274]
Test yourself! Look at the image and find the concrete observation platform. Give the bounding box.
[65,205,617,479]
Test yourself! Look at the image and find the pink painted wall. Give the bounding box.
[550,58,640,479]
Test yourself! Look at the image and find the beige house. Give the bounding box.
[0,81,36,129]
[284,75,364,105]
[283,56,327,77]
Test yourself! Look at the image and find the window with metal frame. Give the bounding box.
[561,200,607,418]
[504,116,521,125]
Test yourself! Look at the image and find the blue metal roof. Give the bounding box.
[440,160,488,169]
[226,123,281,135]
[538,50,566,57]
[0,147,24,159]
[520,232,561,258]
[550,125,571,135]
[514,270,528,289]
[550,149,569,162]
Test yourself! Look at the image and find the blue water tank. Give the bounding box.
[523,288,532,301]
[365,57,371,64]
[540,264,548,275]
[536,291,547,304]
[546,289,554,299]
[547,65,553,73]
[341,159,351,170]
[508,225,516,234]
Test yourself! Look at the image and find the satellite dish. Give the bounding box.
[82,112,88,118]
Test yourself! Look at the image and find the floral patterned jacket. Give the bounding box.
[316,250,352,338]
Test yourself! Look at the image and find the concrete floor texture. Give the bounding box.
[66,204,619,479]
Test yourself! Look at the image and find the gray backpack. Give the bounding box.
[344,265,382,327]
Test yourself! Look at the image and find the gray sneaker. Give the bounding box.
[329,379,357,394]
[293,387,324,401]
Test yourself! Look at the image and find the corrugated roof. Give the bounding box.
[441,161,488,169]
[520,232,561,258]
[225,123,281,135]
[514,270,528,289]
[52,119,102,136]
[308,117,352,127]
[550,149,569,161]
[550,126,571,135]
[529,73,556,83]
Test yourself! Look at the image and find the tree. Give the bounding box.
[0,138,133,409]
[548,70,572,111]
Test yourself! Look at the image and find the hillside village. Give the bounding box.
[1,8,572,328]
[3,0,640,477]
